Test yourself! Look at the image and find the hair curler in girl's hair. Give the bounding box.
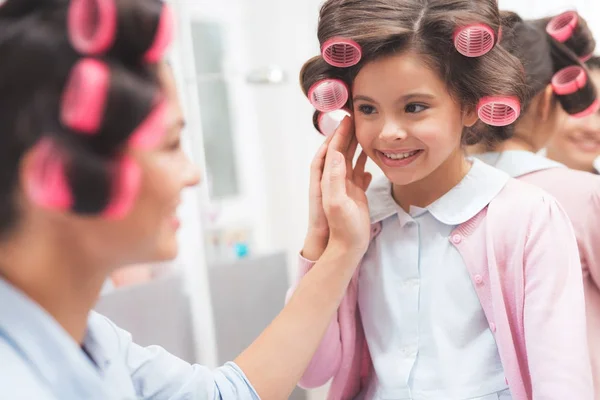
[61,58,167,149]
[321,37,362,68]
[25,138,142,219]
[307,78,349,113]
[453,24,498,57]
[551,65,600,118]
[67,0,173,63]
[313,108,351,136]
[477,96,521,126]
[546,11,596,62]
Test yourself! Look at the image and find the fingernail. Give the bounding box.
[332,151,342,165]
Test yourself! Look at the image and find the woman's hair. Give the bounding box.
[0,0,166,236]
[299,0,528,145]
[469,11,597,146]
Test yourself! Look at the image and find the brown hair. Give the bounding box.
[587,56,600,70]
[299,0,528,145]
[0,0,164,234]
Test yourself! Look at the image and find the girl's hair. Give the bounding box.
[0,0,167,236]
[587,56,600,71]
[299,0,528,145]
[470,11,597,146]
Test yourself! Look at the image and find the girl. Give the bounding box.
[293,0,593,399]
[472,11,600,397]
[0,0,373,399]
[545,56,600,173]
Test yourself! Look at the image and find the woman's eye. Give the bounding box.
[405,103,428,114]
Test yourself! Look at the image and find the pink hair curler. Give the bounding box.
[317,108,351,137]
[546,11,578,43]
[26,138,73,211]
[61,58,110,135]
[102,155,142,219]
[551,65,587,95]
[580,53,594,63]
[68,0,173,62]
[570,98,600,119]
[308,79,349,113]
[25,137,141,219]
[321,37,362,68]
[128,99,169,150]
[477,96,521,126]
[454,24,496,57]
[68,0,118,56]
[144,2,175,63]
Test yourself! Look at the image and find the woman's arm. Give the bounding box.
[236,116,372,399]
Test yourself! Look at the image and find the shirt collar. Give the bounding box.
[0,277,111,399]
[367,158,510,226]
[475,150,565,178]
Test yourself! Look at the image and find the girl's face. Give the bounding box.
[352,51,477,186]
[546,69,600,173]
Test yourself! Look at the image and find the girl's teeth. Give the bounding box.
[384,150,419,160]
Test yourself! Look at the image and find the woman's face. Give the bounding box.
[546,69,600,173]
[47,63,201,268]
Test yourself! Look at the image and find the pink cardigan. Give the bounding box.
[519,168,600,399]
[291,178,593,400]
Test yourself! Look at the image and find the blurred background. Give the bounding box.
[97,0,600,398]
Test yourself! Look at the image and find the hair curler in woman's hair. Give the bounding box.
[61,58,110,135]
[476,96,521,126]
[546,11,596,62]
[454,24,498,57]
[321,37,362,68]
[25,138,142,219]
[551,65,600,118]
[307,78,349,113]
[61,58,167,149]
[67,0,173,63]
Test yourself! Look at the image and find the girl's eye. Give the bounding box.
[405,103,428,113]
[357,104,377,115]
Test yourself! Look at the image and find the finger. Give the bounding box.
[321,149,347,209]
[362,172,373,191]
[345,135,359,180]
[309,141,329,196]
[329,115,353,156]
[353,150,368,185]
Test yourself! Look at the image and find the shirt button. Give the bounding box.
[474,274,484,285]
[490,322,496,332]
[450,234,462,244]
[404,345,418,357]
[404,278,420,288]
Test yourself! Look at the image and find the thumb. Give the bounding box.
[321,149,347,206]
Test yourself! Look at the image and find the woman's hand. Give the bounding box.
[321,116,372,258]
[302,116,372,260]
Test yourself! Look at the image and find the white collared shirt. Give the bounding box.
[358,159,512,400]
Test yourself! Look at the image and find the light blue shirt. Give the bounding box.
[358,159,512,400]
[0,277,260,400]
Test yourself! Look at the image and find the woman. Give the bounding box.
[0,0,371,399]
